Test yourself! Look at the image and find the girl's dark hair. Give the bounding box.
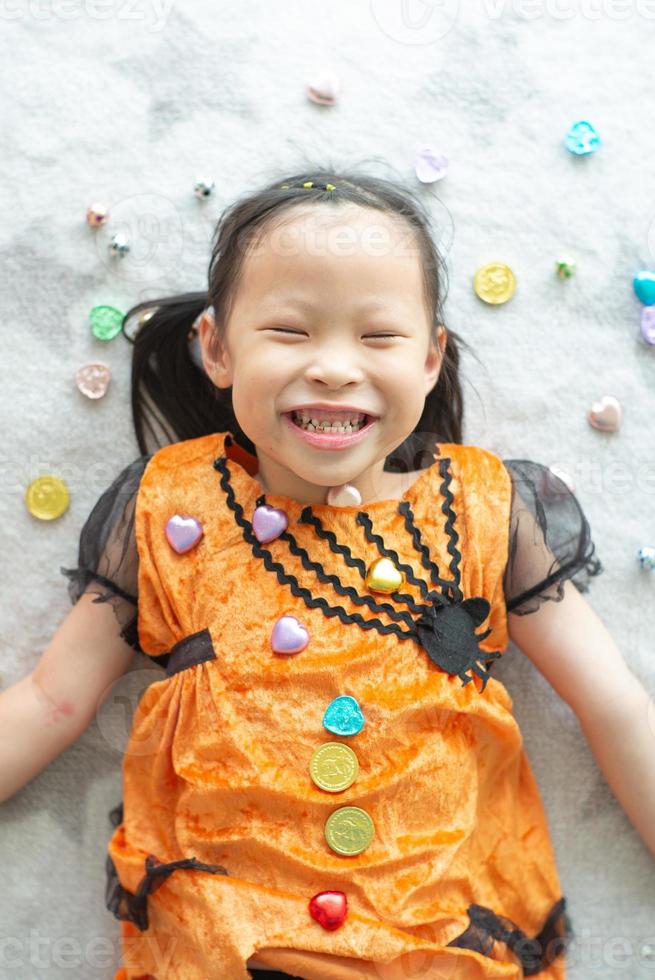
[123,165,472,475]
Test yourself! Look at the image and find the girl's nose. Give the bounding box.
[304,347,366,387]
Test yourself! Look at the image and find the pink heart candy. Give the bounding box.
[252,504,288,543]
[271,615,310,655]
[587,395,622,433]
[165,514,204,554]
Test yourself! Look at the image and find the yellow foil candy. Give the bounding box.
[25,475,70,520]
[325,806,375,856]
[310,742,359,792]
[365,557,404,594]
[473,262,517,304]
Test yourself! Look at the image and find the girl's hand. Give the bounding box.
[0,591,136,804]
[509,579,655,860]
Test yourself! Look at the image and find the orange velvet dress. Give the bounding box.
[106,430,572,980]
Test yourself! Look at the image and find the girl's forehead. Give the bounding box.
[241,209,422,288]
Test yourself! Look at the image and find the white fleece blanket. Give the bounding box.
[1,1,654,977]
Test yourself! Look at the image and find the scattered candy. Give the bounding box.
[308,891,348,930]
[564,120,601,155]
[365,556,405,594]
[473,262,517,305]
[90,305,125,341]
[326,483,362,507]
[323,695,365,737]
[555,257,576,279]
[165,514,204,554]
[640,306,655,345]
[252,504,288,543]
[633,270,655,306]
[310,742,359,792]
[637,545,655,572]
[271,614,310,655]
[414,147,449,183]
[75,362,111,399]
[108,232,130,258]
[637,547,655,571]
[306,71,340,105]
[587,395,622,433]
[194,177,215,199]
[25,475,70,520]
[86,203,109,227]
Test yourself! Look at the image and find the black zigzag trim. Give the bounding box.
[298,506,368,577]
[298,506,428,614]
[356,510,446,609]
[397,499,455,598]
[438,457,464,602]
[213,457,420,640]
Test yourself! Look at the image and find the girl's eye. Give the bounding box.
[265,329,399,339]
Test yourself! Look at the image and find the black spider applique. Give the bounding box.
[414,595,501,692]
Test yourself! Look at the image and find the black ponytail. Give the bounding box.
[122,164,475,471]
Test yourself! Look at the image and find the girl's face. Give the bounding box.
[199,205,446,506]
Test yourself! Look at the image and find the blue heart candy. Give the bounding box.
[564,120,601,156]
[633,270,655,306]
[323,695,365,737]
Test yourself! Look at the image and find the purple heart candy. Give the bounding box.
[252,504,288,543]
[641,306,655,345]
[271,614,310,655]
[165,514,204,554]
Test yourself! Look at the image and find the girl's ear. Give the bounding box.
[198,309,233,388]
[425,324,447,394]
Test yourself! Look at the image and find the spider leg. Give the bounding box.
[470,660,493,692]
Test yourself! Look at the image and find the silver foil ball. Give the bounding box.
[108,232,130,258]
[637,546,655,571]
[194,178,215,199]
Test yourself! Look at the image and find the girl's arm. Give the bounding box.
[508,579,655,860]
[0,591,136,804]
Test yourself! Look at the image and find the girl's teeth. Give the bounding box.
[292,412,367,433]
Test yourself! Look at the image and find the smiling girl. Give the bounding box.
[2,169,653,980]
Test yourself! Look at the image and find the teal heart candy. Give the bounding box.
[633,271,655,306]
[323,695,365,737]
[564,120,601,156]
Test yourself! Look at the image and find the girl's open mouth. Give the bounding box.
[282,410,379,450]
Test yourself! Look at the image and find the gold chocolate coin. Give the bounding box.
[25,475,70,520]
[310,742,359,792]
[324,806,375,856]
[473,262,517,304]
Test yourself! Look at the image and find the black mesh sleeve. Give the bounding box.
[59,455,152,652]
[502,459,604,616]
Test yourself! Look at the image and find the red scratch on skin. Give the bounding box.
[44,700,75,725]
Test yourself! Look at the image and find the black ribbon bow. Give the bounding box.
[414,596,501,692]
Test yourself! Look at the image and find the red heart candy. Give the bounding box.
[308,890,348,931]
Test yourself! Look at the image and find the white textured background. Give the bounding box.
[1,1,655,977]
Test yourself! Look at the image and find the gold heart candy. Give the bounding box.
[365,557,405,594]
